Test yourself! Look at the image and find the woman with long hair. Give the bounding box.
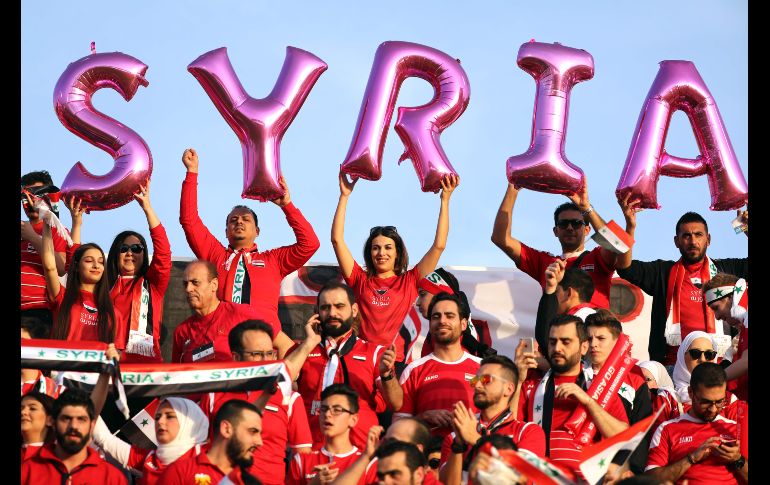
[21,391,55,462]
[331,169,459,362]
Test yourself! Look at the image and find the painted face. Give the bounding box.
[377,450,424,485]
[674,222,710,265]
[587,326,618,369]
[548,322,588,374]
[234,329,276,362]
[78,248,105,285]
[689,384,727,422]
[225,208,258,248]
[118,235,145,277]
[553,209,589,252]
[429,300,466,345]
[318,288,358,338]
[641,368,658,389]
[685,337,716,373]
[182,263,218,311]
[472,363,511,410]
[154,401,180,445]
[21,396,50,440]
[226,409,263,468]
[370,235,398,275]
[54,405,93,455]
[318,393,358,439]
[415,289,434,319]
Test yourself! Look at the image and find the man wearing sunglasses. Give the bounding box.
[492,181,620,309]
[646,363,747,484]
[198,320,313,485]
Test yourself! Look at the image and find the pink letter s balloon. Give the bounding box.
[53,51,151,211]
[341,41,470,193]
[188,47,327,202]
[616,60,747,211]
[506,41,594,195]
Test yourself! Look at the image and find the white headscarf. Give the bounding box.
[672,331,717,404]
[638,360,675,393]
[154,397,209,465]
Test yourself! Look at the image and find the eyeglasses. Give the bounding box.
[240,350,276,359]
[370,225,398,235]
[119,244,145,254]
[688,349,717,361]
[693,394,727,409]
[556,219,586,229]
[428,458,441,470]
[469,374,511,387]
[318,405,354,416]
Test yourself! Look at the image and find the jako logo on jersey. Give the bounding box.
[308,353,322,357]
[678,436,693,444]
[424,375,439,382]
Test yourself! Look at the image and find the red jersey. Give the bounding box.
[180,172,319,329]
[395,352,482,437]
[518,244,613,308]
[297,332,387,449]
[110,224,171,363]
[199,389,312,485]
[21,443,43,464]
[682,391,743,422]
[288,447,363,485]
[21,443,127,485]
[124,445,200,485]
[158,445,226,485]
[646,413,740,484]
[678,262,709,340]
[49,286,122,343]
[650,388,682,433]
[21,370,59,398]
[21,220,68,310]
[362,457,442,485]
[172,301,280,363]
[344,261,420,360]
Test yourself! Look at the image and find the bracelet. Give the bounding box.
[686,453,697,465]
[380,372,394,381]
[581,205,594,216]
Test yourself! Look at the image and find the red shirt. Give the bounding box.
[650,388,681,433]
[297,333,387,449]
[110,224,171,363]
[288,447,363,485]
[21,370,59,398]
[646,413,740,484]
[395,352,482,437]
[344,261,420,360]
[180,172,319,329]
[158,445,226,485]
[198,389,312,485]
[21,220,68,310]
[50,287,122,343]
[125,445,199,485]
[172,301,280,363]
[517,244,613,308]
[21,443,43,464]
[21,443,127,484]
[678,261,709,340]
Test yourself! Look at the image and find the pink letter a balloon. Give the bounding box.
[188,47,327,201]
[506,41,594,195]
[341,41,470,193]
[616,60,747,210]
[53,51,151,211]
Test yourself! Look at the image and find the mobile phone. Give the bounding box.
[521,337,535,354]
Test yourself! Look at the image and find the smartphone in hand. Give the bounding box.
[521,337,535,354]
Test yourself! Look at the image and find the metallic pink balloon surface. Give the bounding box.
[616,61,747,210]
[341,41,470,193]
[53,52,151,211]
[506,41,594,195]
[188,47,327,202]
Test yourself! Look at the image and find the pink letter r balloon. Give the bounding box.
[616,60,747,210]
[53,51,151,211]
[506,41,594,195]
[188,47,327,202]
[341,41,471,193]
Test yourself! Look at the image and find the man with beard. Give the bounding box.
[296,282,387,449]
[376,441,428,485]
[21,388,127,484]
[288,384,363,485]
[646,363,747,484]
[616,202,748,366]
[160,399,263,484]
[517,315,629,475]
[381,292,482,438]
[439,355,546,485]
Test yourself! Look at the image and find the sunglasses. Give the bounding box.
[119,244,145,254]
[370,225,398,235]
[556,219,586,229]
[687,349,717,361]
[469,374,510,387]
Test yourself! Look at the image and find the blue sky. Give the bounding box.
[21,1,748,268]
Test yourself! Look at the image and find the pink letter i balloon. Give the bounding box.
[341,41,471,193]
[616,61,747,210]
[188,47,327,202]
[54,50,151,211]
[506,41,594,195]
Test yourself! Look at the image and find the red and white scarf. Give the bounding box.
[118,276,155,358]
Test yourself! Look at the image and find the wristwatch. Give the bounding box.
[380,372,394,382]
[581,205,594,216]
[451,439,468,454]
[728,455,746,470]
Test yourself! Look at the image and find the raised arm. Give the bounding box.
[331,170,358,279]
[92,416,135,471]
[269,177,321,276]
[179,148,226,261]
[90,344,120,417]
[567,180,616,267]
[41,222,61,301]
[535,259,566,351]
[415,174,459,278]
[491,183,524,265]
[135,181,172,292]
[329,425,382,485]
[283,316,323,380]
[616,193,641,270]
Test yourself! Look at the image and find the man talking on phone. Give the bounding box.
[295,282,388,450]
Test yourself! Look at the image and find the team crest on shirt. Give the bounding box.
[580,264,595,272]
[83,303,98,314]
[250,259,265,267]
[352,355,366,361]
[464,373,475,381]
[265,405,279,413]
[375,289,388,295]
[194,474,212,485]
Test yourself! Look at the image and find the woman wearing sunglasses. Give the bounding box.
[331,169,459,361]
[66,181,169,362]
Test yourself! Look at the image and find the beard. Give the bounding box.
[678,246,706,265]
[226,435,255,468]
[549,350,582,374]
[322,315,354,338]
[56,429,90,455]
[473,393,495,410]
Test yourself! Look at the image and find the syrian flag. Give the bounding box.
[591,220,633,255]
[117,398,160,450]
[579,408,662,485]
[479,444,576,485]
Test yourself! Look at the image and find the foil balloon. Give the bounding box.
[341,41,470,193]
[616,60,747,211]
[53,50,151,211]
[506,41,594,195]
[188,47,327,202]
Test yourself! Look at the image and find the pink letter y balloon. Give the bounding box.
[188,47,327,201]
[616,60,747,210]
[53,50,151,211]
[341,41,470,193]
[506,41,594,195]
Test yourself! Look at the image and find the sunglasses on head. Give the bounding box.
[688,348,717,361]
[119,244,144,254]
[370,225,397,235]
[556,219,586,229]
